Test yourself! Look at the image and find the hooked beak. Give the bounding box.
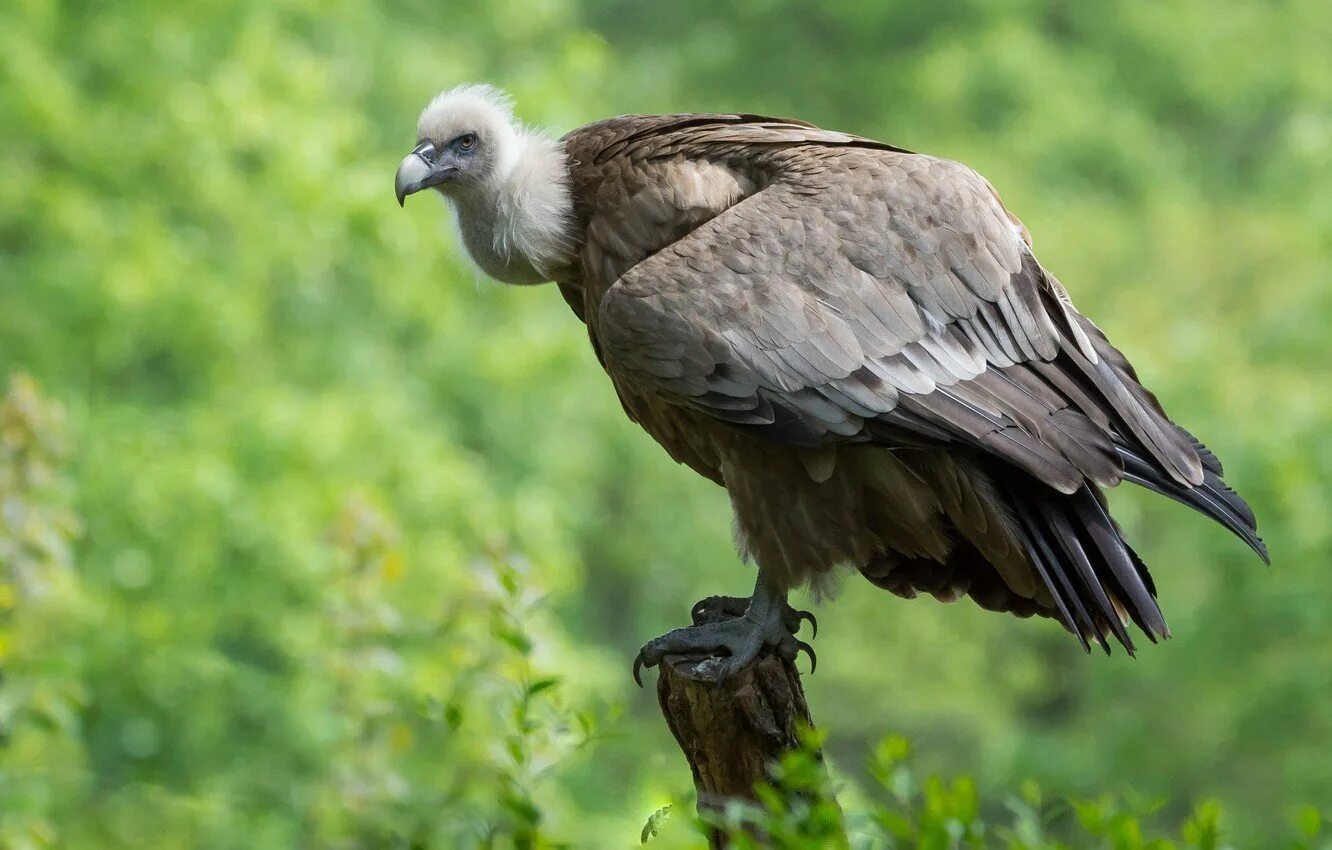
[395,141,456,206]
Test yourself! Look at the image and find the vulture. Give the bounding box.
[395,84,1267,683]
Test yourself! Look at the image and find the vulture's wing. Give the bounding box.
[585,122,1265,645]
[596,145,1138,487]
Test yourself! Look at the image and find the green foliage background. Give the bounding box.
[2,0,1329,846]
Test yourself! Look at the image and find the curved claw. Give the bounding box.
[795,609,818,638]
[690,599,708,624]
[633,649,648,688]
[794,639,817,674]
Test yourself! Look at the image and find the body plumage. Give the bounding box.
[396,85,1266,677]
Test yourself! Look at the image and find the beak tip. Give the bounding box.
[395,149,436,209]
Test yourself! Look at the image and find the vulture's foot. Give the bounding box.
[690,595,817,637]
[633,590,815,686]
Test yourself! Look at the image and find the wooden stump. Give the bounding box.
[655,647,842,847]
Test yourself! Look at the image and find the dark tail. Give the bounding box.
[998,475,1168,654]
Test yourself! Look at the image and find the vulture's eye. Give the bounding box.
[455,133,478,152]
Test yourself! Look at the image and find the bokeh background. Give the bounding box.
[2,0,1330,846]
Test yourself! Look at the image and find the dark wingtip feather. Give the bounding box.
[1182,429,1225,476]
[1116,443,1269,565]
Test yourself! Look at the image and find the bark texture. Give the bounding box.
[656,643,842,848]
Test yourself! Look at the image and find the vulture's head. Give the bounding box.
[395,84,513,203]
[395,84,574,285]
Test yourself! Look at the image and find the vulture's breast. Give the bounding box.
[563,154,770,487]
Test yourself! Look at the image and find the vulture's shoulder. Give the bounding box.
[562,112,815,163]
[562,113,929,299]
[561,112,911,174]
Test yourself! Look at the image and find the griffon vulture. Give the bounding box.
[395,84,1266,683]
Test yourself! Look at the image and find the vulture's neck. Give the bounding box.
[451,131,575,285]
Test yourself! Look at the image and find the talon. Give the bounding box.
[796,609,818,638]
[636,589,794,684]
[690,599,708,624]
[795,640,817,674]
[633,649,648,687]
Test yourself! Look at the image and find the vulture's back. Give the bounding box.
[560,113,913,291]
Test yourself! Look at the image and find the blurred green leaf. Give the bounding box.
[525,677,561,698]
[639,804,671,844]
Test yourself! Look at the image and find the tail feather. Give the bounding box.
[1070,489,1168,638]
[1007,495,1095,650]
[1037,498,1136,651]
[1122,545,1167,637]
[1000,475,1169,652]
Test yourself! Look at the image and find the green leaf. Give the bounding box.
[444,702,464,730]
[1020,779,1042,808]
[1182,799,1223,850]
[873,809,914,838]
[495,624,533,654]
[525,677,560,698]
[1294,805,1323,839]
[575,709,597,739]
[499,790,542,827]
[640,805,672,844]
